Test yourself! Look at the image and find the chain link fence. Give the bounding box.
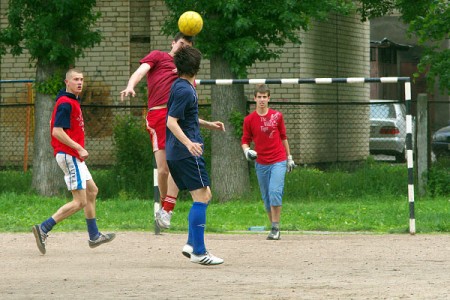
[0,103,215,169]
[3,80,449,170]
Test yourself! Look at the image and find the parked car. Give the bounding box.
[369,100,407,162]
[432,124,450,159]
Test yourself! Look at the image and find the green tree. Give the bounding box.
[0,0,101,196]
[163,0,353,201]
[358,0,450,93]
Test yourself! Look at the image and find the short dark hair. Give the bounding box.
[254,84,270,96]
[174,46,202,77]
[174,32,195,45]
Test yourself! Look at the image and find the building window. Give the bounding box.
[370,48,377,61]
[380,48,397,64]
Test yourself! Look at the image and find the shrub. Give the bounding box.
[113,114,153,199]
[0,170,33,194]
[427,158,450,197]
[283,159,407,201]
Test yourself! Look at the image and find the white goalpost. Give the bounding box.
[153,77,415,235]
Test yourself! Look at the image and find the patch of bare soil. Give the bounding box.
[1,232,449,299]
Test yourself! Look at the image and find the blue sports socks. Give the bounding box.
[86,218,100,241]
[187,201,208,255]
[41,217,100,240]
[40,217,56,234]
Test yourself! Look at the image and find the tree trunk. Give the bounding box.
[31,62,66,196]
[210,55,250,202]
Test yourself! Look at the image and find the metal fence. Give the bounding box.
[0,94,211,169]
[0,102,413,169]
[2,80,449,170]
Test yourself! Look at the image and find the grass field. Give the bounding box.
[1,158,449,234]
[1,192,449,233]
[2,160,448,300]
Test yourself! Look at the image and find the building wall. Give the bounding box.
[246,14,370,163]
[1,0,370,166]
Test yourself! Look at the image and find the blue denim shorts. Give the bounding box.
[255,160,287,212]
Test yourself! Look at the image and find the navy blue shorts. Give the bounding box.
[167,156,210,191]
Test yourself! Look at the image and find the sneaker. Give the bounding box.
[155,209,172,229]
[182,244,193,258]
[190,252,224,265]
[154,219,162,235]
[88,232,116,249]
[32,225,47,255]
[267,227,280,240]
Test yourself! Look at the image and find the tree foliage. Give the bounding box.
[406,0,450,92]
[162,0,355,200]
[0,0,101,68]
[358,0,450,93]
[0,0,102,196]
[163,1,448,92]
[163,0,354,78]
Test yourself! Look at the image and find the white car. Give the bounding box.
[369,100,408,162]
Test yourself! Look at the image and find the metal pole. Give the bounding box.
[153,155,161,235]
[23,83,33,172]
[405,82,415,234]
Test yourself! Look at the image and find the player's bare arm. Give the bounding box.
[120,63,151,101]
[281,139,291,157]
[52,127,88,159]
[167,115,203,157]
[199,119,225,131]
[242,144,250,152]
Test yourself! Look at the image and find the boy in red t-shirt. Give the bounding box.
[241,84,297,240]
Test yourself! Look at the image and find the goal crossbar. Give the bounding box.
[195,77,410,85]
[154,77,416,235]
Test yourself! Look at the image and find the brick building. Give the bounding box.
[1,1,371,166]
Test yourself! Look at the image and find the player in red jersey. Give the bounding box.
[32,69,115,255]
[241,84,297,240]
[120,33,194,229]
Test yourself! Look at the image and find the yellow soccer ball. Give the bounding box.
[178,11,203,36]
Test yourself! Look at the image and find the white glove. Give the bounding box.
[244,148,257,161]
[287,155,297,173]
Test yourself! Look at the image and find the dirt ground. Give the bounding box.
[1,231,449,299]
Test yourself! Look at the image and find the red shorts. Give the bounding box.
[146,108,168,152]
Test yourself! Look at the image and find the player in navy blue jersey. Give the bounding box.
[166,46,225,265]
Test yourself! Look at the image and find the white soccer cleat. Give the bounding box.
[182,244,194,258]
[155,209,172,229]
[190,252,224,265]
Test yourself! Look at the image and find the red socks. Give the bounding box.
[162,195,177,212]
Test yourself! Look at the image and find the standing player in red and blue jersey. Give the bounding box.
[166,46,225,265]
[241,84,297,240]
[120,33,194,229]
[32,69,115,255]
